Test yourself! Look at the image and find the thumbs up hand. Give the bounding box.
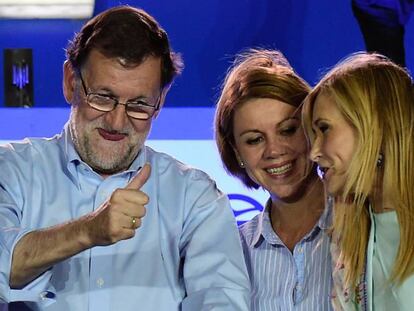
[86,163,151,246]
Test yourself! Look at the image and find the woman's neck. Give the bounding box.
[270,175,326,251]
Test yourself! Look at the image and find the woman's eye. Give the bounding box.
[319,125,329,133]
[280,127,297,136]
[313,121,329,134]
[246,137,263,145]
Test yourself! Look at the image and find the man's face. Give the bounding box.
[64,50,163,176]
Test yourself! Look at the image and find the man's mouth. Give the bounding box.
[98,128,127,141]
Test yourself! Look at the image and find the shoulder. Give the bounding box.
[144,145,216,185]
[0,136,62,200]
[143,146,226,211]
[0,135,61,166]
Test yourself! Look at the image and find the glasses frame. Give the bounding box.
[77,70,161,120]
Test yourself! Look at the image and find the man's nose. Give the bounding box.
[105,104,128,131]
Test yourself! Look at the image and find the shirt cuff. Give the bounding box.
[8,270,56,307]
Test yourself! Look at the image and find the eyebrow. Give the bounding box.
[238,116,300,137]
[91,87,153,102]
[312,118,328,127]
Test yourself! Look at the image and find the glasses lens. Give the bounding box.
[126,104,154,120]
[87,94,116,112]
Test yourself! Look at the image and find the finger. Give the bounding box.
[131,216,142,229]
[120,214,142,230]
[121,228,136,240]
[112,188,149,206]
[126,163,151,190]
[123,204,146,219]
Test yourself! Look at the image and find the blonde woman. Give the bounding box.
[215,49,332,310]
[303,52,414,310]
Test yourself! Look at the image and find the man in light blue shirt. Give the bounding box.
[0,6,250,310]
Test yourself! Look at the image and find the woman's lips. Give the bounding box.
[265,162,293,177]
[98,128,127,141]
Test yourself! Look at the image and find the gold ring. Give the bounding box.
[131,217,137,227]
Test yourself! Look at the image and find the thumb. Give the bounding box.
[126,163,151,190]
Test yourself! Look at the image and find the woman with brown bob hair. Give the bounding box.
[215,48,332,310]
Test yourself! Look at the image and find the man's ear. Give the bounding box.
[152,85,170,119]
[62,60,77,105]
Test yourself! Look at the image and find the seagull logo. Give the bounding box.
[228,194,264,226]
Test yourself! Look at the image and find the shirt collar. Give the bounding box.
[250,197,332,248]
[55,123,79,186]
[250,206,266,248]
[250,199,283,247]
[302,201,331,242]
[59,122,80,164]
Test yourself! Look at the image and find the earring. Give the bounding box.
[377,153,383,167]
[239,160,245,168]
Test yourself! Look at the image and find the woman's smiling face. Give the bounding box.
[309,91,357,195]
[232,97,312,201]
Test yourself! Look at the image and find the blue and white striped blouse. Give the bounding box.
[239,201,333,311]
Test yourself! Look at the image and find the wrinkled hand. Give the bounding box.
[86,163,151,246]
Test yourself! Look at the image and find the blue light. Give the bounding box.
[12,64,29,89]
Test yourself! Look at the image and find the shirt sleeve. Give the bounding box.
[179,170,250,310]
[0,176,56,305]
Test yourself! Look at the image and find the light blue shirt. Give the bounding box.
[239,201,333,311]
[368,210,414,311]
[0,125,250,310]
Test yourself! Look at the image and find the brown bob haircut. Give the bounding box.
[66,5,183,89]
[214,48,310,188]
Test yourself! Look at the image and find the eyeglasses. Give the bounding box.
[78,72,161,120]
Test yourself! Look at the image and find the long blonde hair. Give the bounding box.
[303,52,414,290]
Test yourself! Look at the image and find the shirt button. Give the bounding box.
[297,246,303,253]
[97,277,105,288]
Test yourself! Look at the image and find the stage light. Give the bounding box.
[3,48,33,107]
[0,0,94,19]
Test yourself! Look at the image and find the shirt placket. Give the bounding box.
[293,241,306,304]
[88,176,124,311]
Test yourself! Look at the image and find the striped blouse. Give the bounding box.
[239,202,333,311]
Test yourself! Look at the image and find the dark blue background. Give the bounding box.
[0,0,413,107]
